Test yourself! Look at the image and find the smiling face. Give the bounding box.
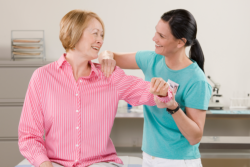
[153,19,180,56]
[75,18,104,60]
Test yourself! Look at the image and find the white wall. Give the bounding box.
[1,0,250,107]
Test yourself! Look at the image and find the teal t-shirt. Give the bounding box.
[135,50,212,159]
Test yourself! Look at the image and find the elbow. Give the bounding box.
[188,136,202,146]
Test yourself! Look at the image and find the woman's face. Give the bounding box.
[75,18,104,60]
[153,19,179,56]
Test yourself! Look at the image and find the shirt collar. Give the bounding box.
[57,53,100,79]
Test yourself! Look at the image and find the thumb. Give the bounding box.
[171,90,175,100]
[154,95,157,101]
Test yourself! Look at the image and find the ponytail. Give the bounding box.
[161,9,205,72]
[189,39,205,72]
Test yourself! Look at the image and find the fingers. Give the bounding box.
[103,59,107,77]
[150,78,156,89]
[151,78,162,91]
[102,59,116,77]
[107,59,111,77]
[156,80,165,92]
[154,95,170,108]
[101,59,104,72]
[150,78,164,95]
[154,95,160,104]
[110,59,116,77]
[99,50,116,77]
[154,79,161,92]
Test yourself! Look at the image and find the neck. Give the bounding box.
[164,48,192,70]
[65,50,91,81]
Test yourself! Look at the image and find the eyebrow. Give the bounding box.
[92,28,104,33]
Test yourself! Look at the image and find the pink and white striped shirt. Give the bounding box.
[18,54,172,167]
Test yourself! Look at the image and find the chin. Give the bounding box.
[90,54,98,60]
[155,49,162,55]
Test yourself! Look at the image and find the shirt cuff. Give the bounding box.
[33,154,50,167]
[156,88,173,103]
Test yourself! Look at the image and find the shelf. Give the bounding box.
[11,31,46,61]
[115,110,250,119]
[200,149,250,159]
[116,112,144,118]
[116,147,142,158]
[13,55,44,59]
[116,147,250,159]
[201,136,250,144]
[12,38,43,45]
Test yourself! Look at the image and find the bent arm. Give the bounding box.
[98,51,139,69]
[112,66,172,106]
[172,107,206,145]
[18,71,50,167]
[113,52,139,69]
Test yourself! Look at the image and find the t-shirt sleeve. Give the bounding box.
[184,81,212,110]
[135,50,155,72]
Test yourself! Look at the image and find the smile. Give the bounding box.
[92,46,100,51]
[155,44,163,47]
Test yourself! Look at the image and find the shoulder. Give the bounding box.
[92,63,125,82]
[136,50,156,56]
[136,50,158,60]
[187,62,208,83]
[136,50,161,69]
[94,62,124,74]
[31,61,58,80]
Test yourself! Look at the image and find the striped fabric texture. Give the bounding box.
[18,54,172,167]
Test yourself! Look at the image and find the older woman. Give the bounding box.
[18,10,172,167]
[99,9,212,167]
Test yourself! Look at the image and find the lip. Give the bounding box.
[155,43,163,47]
[91,46,100,51]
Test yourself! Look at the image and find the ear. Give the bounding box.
[177,38,187,48]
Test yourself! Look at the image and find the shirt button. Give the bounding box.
[80,80,82,83]
[76,94,78,96]
[76,127,79,129]
[76,144,79,147]
[75,159,78,162]
[76,110,79,112]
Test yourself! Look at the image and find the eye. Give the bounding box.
[160,34,164,38]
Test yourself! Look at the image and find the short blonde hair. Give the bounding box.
[59,9,105,52]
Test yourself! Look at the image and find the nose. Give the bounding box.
[152,33,157,42]
[96,36,103,46]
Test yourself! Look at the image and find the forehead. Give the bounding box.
[156,19,171,35]
[86,18,104,32]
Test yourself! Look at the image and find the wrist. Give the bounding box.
[103,50,114,59]
[168,101,178,110]
[166,102,180,115]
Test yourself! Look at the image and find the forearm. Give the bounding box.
[19,132,49,166]
[113,52,139,69]
[172,109,203,145]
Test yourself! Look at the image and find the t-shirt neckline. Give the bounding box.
[161,56,197,73]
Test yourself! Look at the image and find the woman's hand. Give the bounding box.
[150,78,169,97]
[40,161,53,167]
[98,50,116,77]
[154,92,178,110]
